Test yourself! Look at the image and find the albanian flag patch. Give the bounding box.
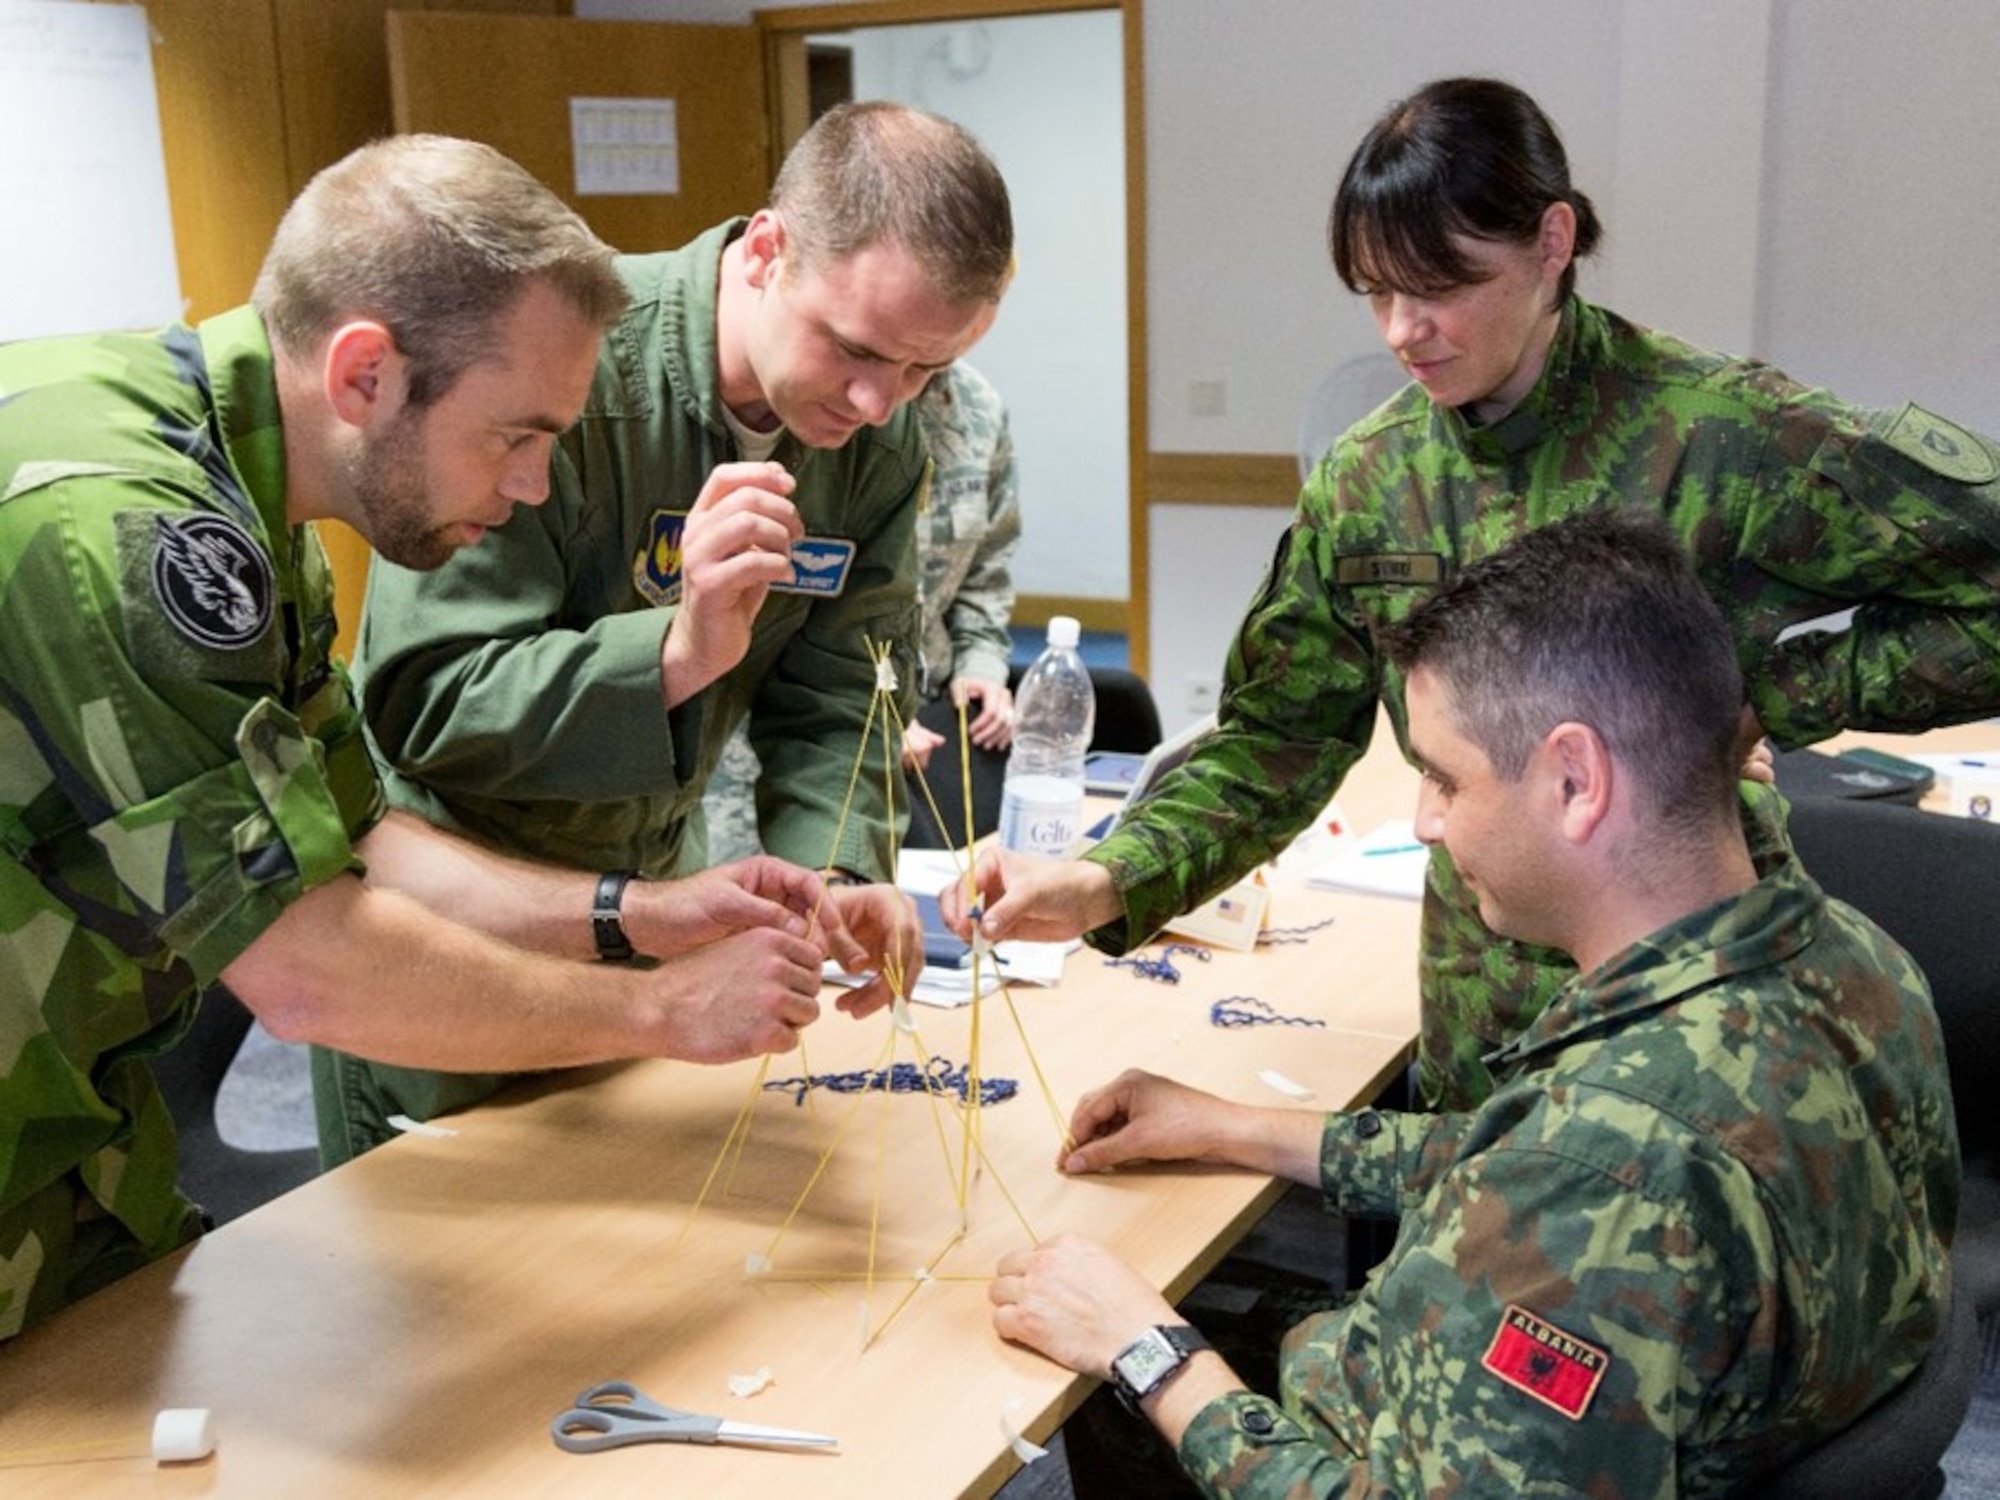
[1481,1304,1609,1420]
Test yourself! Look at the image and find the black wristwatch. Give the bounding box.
[591,870,641,962]
[1109,1324,1211,1413]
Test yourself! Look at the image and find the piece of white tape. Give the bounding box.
[1257,1069,1315,1101]
[1000,1397,1049,1463]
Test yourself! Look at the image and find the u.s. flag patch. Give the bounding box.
[1481,1304,1609,1420]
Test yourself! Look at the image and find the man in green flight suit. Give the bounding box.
[0,136,899,1341]
[991,510,1958,1499]
[331,102,1014,1161]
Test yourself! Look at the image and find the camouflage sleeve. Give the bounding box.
[354,449,689,806]
[1316,1106,1481,1219]
[0,480,364,983]
[747,461,923,881]
[1083,475,1381,951]
[1742,400,2000,744]
[1178,1141,1754,1500]
[941,402,1020,690]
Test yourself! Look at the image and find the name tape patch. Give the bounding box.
[1481,1304,1609,1421]
[1334,552,1445,587]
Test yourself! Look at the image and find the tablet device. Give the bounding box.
[1106,711,1217,806]
[1083,751,1148,796]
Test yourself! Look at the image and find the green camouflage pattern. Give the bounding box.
[701,358,1020,861]
[1177,862,1958,1498]
[1087,296,2000,1108]
[325,220,924,1162]
[0,308,382,1337]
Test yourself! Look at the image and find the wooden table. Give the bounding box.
[0,725,1428,1497]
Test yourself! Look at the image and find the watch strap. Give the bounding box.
[592,869,640,962]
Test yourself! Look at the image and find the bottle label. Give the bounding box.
[999,775,1084,857]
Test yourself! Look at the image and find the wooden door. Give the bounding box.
[386,11,770,254]
[309,12,773,652]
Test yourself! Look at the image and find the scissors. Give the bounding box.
[550,1381,838,1455]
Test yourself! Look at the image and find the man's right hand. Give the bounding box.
[938,848,1122,944]
[660,461,803,708]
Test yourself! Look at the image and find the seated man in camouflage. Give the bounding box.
[990,510,1957,1498]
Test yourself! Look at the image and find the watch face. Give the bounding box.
[1114,1331,1180,1395]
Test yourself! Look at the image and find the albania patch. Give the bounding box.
[1481,1304,1609,1420]
[151,513,275,650]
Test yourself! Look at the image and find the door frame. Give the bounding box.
[753,0,1150,674]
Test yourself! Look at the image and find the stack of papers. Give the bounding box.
[1304,820,1429,900]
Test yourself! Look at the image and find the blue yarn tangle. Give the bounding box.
[1104,941,1212,985]
[763,1056,1017,1108]
[1210,995,1326,1030]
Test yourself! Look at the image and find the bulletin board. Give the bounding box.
[0,0,182,342]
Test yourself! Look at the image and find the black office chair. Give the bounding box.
[1785,795,2000,1316]
[904,664,1162,850]
[1757,794,2000,1496]
[149,985,319,1226]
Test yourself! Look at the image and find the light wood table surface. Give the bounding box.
[0,723,1429,1498]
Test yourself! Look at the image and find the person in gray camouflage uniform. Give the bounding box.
[0,137,887,1340]
[992,510,1958,1499]
[705,357,1021,858]
[950,75,2000,1111]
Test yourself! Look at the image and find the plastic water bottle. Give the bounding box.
[999,616,1096,856]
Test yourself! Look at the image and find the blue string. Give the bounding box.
[1257,916,1337,946]
[763,1056,1018,1108]
[1104,941,1213,984]
[1210,995,1326,1029]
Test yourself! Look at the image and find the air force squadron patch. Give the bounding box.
[1481,1304,1609,1420]
[635,509,689,606]
[152,513,274,649]
[633,508,856,607]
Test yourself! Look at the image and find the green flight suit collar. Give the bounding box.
[196,305,292,571]
[608,218,785,457]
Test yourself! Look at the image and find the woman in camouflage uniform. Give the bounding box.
[954,75,2000,1112]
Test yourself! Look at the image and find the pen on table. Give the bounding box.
[1363,842,1426,857]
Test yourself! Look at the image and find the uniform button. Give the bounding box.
[1355,1110,1383,1139]
[1243,1409,1276,1436]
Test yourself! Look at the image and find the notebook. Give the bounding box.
[1303,820,1429,900]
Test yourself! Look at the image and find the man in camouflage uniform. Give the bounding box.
[328,104,1013,1161]
[705,357,1022,858]
[953,76,2000,1111]
[991,512,1958,1498]
[0,137,880,1340]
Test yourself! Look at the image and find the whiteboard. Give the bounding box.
[0,1,182,342]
